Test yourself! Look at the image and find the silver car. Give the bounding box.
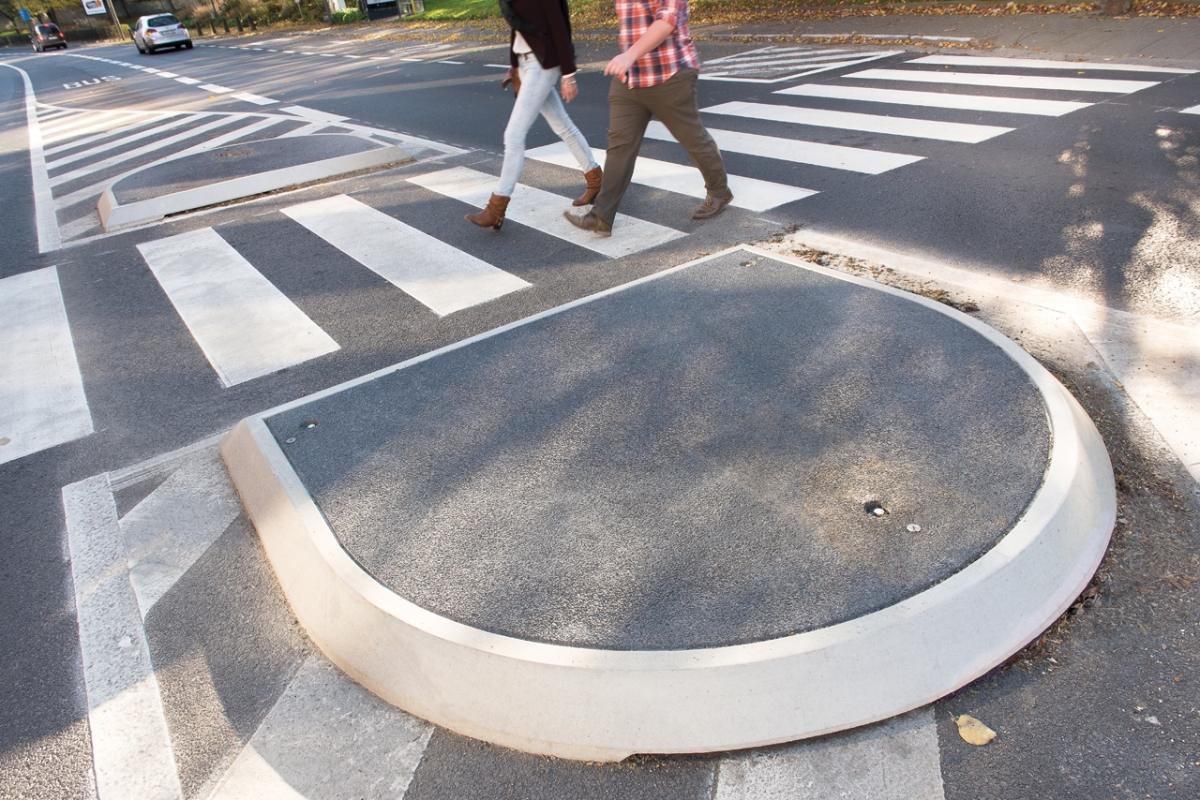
[132,14,192,54]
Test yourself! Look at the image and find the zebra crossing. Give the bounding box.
[8,50,1198,465]
[29,97,462,248]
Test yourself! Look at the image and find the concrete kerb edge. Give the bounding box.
[97,145,415,232]
[219,244,1116,762]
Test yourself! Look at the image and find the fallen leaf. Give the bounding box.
[956,714,997,746]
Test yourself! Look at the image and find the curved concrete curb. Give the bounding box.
[220,244,1114,762]
[97,145,413,232]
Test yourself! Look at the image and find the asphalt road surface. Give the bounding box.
[1,30,1198,800]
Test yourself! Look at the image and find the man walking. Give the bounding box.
[563,0,732,237]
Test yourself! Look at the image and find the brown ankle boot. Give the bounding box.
[466,194,511,230]
[572,166,602,207]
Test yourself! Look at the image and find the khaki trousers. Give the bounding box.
[591,67,730,226]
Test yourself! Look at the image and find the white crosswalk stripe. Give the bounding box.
[646,120,924,174]
[0,267,93,465]
[773,83,1090,117]
[410,167,687,257]
[846,67,1160,94]
[1182,104,1200,115]
[699,45,900,83]
[910,54,1197,74]
[702,100,1013,143]
[137,228,340,387]
[526,142,817,212]
[283,194,531,317]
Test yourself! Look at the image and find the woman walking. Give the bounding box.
[466,0,602,230]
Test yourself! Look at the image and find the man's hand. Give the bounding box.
[604,18,676,84]
[604,51,639,83]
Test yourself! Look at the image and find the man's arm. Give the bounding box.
[604,18,675,83]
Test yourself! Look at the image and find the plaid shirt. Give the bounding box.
[616,0,700,89]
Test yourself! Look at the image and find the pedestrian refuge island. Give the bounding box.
[220,245,1115,761]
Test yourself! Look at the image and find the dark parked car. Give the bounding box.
[132,14,192,54]
[31,23,67,52]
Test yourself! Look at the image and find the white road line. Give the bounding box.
[174,77,202,85]
[644,120,924,174]
[713,709,944,800]
[2,64,60,251]
[527,142,817,211]
[49,115,247,187]
[154,71,179,78]
[910,54,1196,74]
[706,48,854,65]
[137,228,340,386]
[775,83,1090,117]
[281,105,350,123]
[199,84,235,94]
[63,475,183,800]
[702,53,901,84]
[44,115,174,155]
[703,100,1013,143]
[409,167,687,258]
[0,268,92,464]
[847,67,1160,94]
[208,656,433,800]
[706,52,867,70]
[41,115,156,147]
[40,110,127,140]
[1183,104,1200,115]
[282,194,531,316]
[232,92,279,105]
[118,447,243,618]
[38,107,83,121]
[46,114,208,169]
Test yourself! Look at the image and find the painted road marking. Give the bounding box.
[409,167,687,258]
[0,267,92,465]
[527,142,817,212]
[282,194,531,316]
[45,114,208,169]
[714,709,945,800]
[232,92,278,105]
[137,228,340,387]
[775,83,1091,117]
[847,68,1160,94]
[911,54,1196,74]
[644,120,924,174]
[703,100,1013,143]
[64,474,183,800]
[1182,104,1200,115]
[48,115,247,187]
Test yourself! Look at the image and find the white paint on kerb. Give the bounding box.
[409,166,686,258]
[911,54,1196,74]
[0,64,61,252]
[137,227,340,387]
[776,83,1090,118]
[645,121,924,174]
[702,100,1013,143]
[0,267,92,465]
[283,194,531,317]
[64,475,183,800]
[714,709,945,800]
[527,142,817,212]
[848,68,1159,94]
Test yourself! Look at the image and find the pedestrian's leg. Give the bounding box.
[538,85,599,172]
[537,81,603,205]
[495,59,559,197]
[469,58,557,229]
[588,77,652,226]
[642,68,730,201]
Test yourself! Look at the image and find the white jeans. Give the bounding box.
[496,54,598,197]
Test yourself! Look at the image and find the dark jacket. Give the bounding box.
[504,0,576,75]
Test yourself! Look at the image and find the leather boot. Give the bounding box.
[465,194,510,230]
[573,166,603,206]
